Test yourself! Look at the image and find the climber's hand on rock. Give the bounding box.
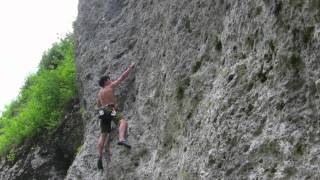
[129,63,136,69]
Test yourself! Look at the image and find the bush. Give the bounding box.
[0,34,76,155]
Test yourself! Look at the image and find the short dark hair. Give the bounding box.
[99,75,110,87]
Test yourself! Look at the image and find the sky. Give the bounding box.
[0,0,78,114]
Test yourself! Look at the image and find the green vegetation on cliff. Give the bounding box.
[0,34,76,155]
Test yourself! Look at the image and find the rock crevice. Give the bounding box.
[68,0,320,179]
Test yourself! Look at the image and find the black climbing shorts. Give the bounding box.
[98,105,123,133]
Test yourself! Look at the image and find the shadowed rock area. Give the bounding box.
[0,99,84,180]
[67,0,320,179]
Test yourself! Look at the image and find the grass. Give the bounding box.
[268,39,276,53]
[303,26,315,44]
[192,61,202,73]
[249,6,263,18]
[245,36,255,50]
[176,77,191,100]
[178,169,190,179]
[183,16,192,33]
[289,52,304,69]
[6,149,16,162]
[293,143,304,157]
[284,167,297,177]
[311,0,320,9]
[289,0,304,8]
[213,34,222,52]
[273,1,283,16]
[76,144,83,156]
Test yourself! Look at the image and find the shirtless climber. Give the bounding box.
[97,63,135,170]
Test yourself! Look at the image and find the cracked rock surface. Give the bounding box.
[67,0,320,179]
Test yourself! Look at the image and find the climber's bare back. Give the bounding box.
[98,83,117,107]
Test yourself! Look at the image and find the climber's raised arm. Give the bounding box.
[111,63,135,87]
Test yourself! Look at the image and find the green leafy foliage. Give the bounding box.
[6,149,16,162]
[0,34,76,155]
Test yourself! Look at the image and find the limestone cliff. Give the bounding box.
[67,0,320,179]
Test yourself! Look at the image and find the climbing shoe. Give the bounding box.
[97,157,103,170]
[117,139,131,149]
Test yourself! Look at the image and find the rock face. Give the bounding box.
[0,99,84,180]
[68,0,320,179]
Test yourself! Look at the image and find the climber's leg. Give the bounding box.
[97,133,107,169]
[98,133,107,158]
[118,119,128,141]
[117,119,131,148]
